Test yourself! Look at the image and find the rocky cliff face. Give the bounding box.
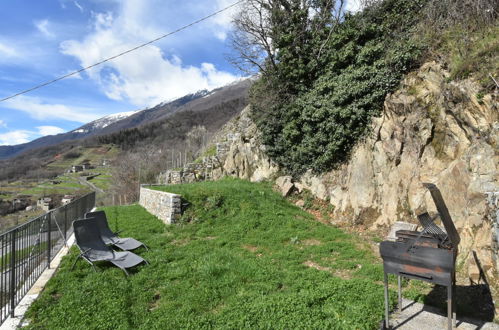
[215,62,498,281]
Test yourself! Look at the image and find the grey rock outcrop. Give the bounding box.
[215,62,498,280]
[213,107,279,182]
[275,176,295,197]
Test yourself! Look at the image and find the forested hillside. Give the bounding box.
[0,80,250,183]
[0,79,250,160]
[98,97,247,150]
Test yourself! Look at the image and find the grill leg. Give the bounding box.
[447,284,452,330]
[384,272,390,329]
[397,275,402,312]
[453,273,457,328]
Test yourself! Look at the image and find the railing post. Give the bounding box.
[64,205,68,245]
[47,213,51,269]
[83,195,86,214]
[10,230,16,317]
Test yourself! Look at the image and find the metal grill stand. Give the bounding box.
[380,183,460,330]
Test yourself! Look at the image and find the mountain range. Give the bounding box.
[0,78,251,160]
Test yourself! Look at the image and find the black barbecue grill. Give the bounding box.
[380,183,460,329]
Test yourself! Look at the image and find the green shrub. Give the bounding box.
[251,0,426,176]
[62,151,82,160]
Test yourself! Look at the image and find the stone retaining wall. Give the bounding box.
[139,186,181,224]
[157,155,222,185]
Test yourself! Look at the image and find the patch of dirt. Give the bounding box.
[302,239,322,246]
[171,238,190,246]
[242,244,265,257]
[51,292,62,300]
[295,200,305,207]
[303,260,357,280]
[307,209,331,225]
[242,244,258,253]
[303,260,331,272]
[321,255,339,262]
[203,236,217,240]
[148,292,161,311]
[211,303,225,314]
[294,214,306,221]
[332,268,354,279]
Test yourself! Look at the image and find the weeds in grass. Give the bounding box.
[439,25,499,90]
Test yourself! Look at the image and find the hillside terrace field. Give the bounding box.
[25,179,437,329]
[0,147,116,232]
[0,145,116,205]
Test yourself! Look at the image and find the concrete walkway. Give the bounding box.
[387,298,499,329]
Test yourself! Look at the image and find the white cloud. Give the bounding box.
[0,41,18,57]
[211,0,241,40]
[0,126,65,145]
[3,95,103,123]
[0,35,57,65]
[37,126,65,136]
[74,1,84,12]
[35,19,55,39]
[345,0,363,13]
[0,120,6,128]
[0,130,32,145]
[60,3,239,107]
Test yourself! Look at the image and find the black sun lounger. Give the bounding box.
[85,210,148,251]
[72,218,147,275]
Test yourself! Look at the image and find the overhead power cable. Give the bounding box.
[0,0,244,103]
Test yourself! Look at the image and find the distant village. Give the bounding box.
[0,159,109,218]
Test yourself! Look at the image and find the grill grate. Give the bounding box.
[417,212,450,248]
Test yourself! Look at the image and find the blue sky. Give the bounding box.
[0,0,362,146]
[0,0,245,145]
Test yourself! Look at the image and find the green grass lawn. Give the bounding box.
[25,178,395,329]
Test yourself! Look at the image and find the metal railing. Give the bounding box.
[0,192,95,324]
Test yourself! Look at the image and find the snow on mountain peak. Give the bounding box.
[104,110,139,121]
[72,110,139,134]
[91,110,139,129]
